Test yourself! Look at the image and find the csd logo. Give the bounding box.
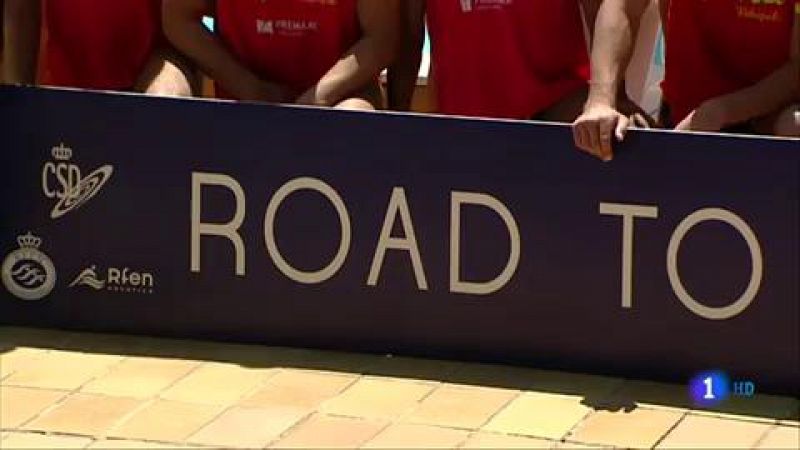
[41,143,114,219]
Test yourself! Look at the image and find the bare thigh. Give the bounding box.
[134,48,199,97]
[334,81,383,111]
[759,104,800,137]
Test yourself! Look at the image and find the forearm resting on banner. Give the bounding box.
[162,0,290,102]
[296,0,399,108]
[387,0,425,111]
[677,14,799,135]
[3,0,41,84]
[573,0,650,161]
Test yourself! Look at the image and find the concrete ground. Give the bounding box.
[0,327,797,449]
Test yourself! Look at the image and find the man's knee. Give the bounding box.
[773,105,800,137]
[334,97,377,111]
[144,63,196,97]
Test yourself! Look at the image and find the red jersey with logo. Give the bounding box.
[426,0,590,119]
[216,0,360,98]
[662,0,799,125]
[42,0,160,90]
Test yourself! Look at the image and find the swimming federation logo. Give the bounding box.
[69,265,106,290]
[70,265,155,295]
[42,143,114,219]
[1,232,57,301]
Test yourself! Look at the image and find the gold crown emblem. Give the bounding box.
[17,232,42,249]
[51,143,73,161]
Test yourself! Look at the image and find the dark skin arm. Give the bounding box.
[386,0,424,111]
[387,0,603,113]
[162,0,291,102]
[3,0,41,84]
[676,12,799,131]
[296,0,399,107]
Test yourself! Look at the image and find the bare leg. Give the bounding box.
[134,46,198,97]
[334,80,383,111]
[770,104,800,137]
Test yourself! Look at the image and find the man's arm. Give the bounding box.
[296,0,399,107]
[580,0,603,44]
[676,11,800,131]
[573,0,649,161]
[386,0,425,111]
[162,0,290,102]
[3,0,41,84]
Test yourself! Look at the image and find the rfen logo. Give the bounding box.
[70,265,155,295]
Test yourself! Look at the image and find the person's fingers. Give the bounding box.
[630,113,650,129]
[599,120,614,162]
[675,111,694,131]
[572,121,586,150]
[616,114,631,141]
[586,123,601,158]
[575,122,593,155]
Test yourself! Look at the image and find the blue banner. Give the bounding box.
[1,86,797,394]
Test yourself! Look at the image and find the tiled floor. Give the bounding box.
[0,327,797,449]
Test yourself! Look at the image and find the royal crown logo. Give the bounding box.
[2,232,57,301]
[51,143,73,161]
[17,232,42,249]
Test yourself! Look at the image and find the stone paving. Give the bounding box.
[0,327,797,449]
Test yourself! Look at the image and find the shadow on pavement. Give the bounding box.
[1,326,797,423]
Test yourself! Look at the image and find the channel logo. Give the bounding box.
[689,370,756,407]
[42,143,114,219]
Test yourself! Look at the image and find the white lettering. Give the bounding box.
[191,172,247,276]
[667,208,763,320]
[600,202,659,308]
[368,187,428,290]
[264,177,351,284]
[450,192,520,295]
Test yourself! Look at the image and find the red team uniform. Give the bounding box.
[426,0,590,120]
[662,0,800,125]
[216,0,361,99]
[41,0,161,90]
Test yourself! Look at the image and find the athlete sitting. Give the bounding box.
[574,0,800,161]
[389,0,647,123]
[3,0,196,96]
[163,0,398,110]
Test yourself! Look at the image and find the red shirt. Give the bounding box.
[216,0,360,98]
[42,0,160,90]
[662,0,798,125]
[426,0,590,120]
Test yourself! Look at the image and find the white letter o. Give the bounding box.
[667,208,763,320]
[265,177,351,284]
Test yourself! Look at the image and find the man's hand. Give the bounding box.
[675,99,729,132]
[573,103,631,162]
